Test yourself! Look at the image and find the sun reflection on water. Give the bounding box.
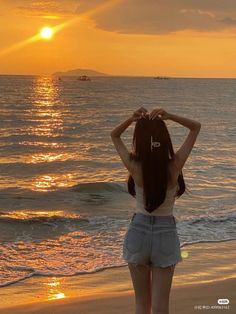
[30,76,63,137]
[34,173,75,191]
[45,277,66,301]
[25,76,73,191]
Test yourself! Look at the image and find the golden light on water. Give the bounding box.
[45,278,66,301]
[0,210,69,221]
[52,292,65,300]
[34,174,73,191]
[23,76,85,192]
[40,27,54,40]
[35,175,57,190]
[26,76,66,191]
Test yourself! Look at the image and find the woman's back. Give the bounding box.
[131,159,180,216]
[135,183,178,216]
[131,159,180,189]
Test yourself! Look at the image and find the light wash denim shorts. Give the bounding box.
[123,212,183,269]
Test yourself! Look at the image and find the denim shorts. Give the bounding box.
[123,212,183,269]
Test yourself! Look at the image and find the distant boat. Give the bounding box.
[77,75,91,81]
[154,76,170,80]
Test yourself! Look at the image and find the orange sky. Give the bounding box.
[0,0,236,77]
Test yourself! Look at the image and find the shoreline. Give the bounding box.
[0,239,235,313]
[1,238,235,289]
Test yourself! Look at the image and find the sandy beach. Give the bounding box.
[0,279,234,314]
[0,240,235,313]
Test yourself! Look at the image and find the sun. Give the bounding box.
[40,27,54,40]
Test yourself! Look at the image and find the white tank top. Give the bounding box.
[134,183,178,216]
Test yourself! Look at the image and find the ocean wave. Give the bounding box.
[179,214,236,226]
[0,264,127,288]
[0,181,126,199]
[70,181,126,193]
[0,214,90,242]
[0,215,89,225]
[180,237,236,248]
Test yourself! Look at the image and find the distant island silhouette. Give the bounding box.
[53,68,110,77]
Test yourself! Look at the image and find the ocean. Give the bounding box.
[0,75,235,288]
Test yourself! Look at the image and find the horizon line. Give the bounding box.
[0,73,236,79]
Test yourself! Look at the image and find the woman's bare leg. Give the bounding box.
[128,263,152,314]
[151,265,175,314]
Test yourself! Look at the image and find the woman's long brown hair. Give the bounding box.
[127,115,186,213]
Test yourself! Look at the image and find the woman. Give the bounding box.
[110,107,201,314]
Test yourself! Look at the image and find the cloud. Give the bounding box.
[2,0,236,33]
[1,0,78,18]
[74,0,236,34]
[219,17,236,25]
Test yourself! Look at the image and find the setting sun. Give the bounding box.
[40,27,54,40]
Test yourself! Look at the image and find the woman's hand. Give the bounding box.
[149,108,170,120]
[110,108,147,138]
[130,107,148,122]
